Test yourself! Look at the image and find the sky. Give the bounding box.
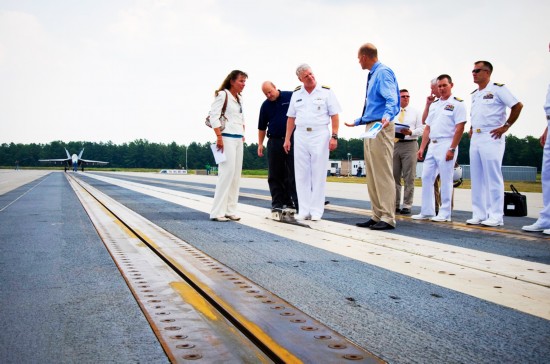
[1,0,549,148]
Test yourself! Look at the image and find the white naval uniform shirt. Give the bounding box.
[287,84,342,125]
[470,83,519,129]
[426,96,467,138]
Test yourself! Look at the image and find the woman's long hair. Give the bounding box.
[215,70,248,97]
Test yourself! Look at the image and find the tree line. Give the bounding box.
[0,134,543,171]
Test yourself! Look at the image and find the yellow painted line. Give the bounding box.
[66,175,273,363]
[72,174,379,363]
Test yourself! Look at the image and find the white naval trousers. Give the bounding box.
[420,138,457,218]
[293,126,330,218]
[469,132,506,222]
[535,123,550,227]
[210,137,243,219]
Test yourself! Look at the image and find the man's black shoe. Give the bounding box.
[369,221,395,230]
[395,208,401,213]
[356,219,377,228]
[400,208,411,215]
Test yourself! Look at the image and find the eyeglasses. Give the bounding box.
[472,69,487,74]
[400,95,410,98]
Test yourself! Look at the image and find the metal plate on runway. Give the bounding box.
[69,174,383,363]
[75,172,550,364]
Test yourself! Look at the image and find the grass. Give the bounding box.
[243,170,542,193]
[326,175,542,193]
[2,166,541,192]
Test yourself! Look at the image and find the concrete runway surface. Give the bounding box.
[1,170,548,364]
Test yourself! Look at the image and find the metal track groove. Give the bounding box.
[67,174,384,363]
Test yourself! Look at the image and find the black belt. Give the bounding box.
[268,136,285,139]
[399,139,417,143]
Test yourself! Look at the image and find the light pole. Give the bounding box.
[347,153,352,176]
[184,145,188,171]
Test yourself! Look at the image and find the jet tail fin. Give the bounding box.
[78,149,84,159]
[65,148,71,159]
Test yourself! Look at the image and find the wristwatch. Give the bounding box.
[449,148,456,153]
[331,133,338,140]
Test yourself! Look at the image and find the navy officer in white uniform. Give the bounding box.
[283,64,341,221]
[412,74,466,222]
[467,60,523,227]
[522,83,550,234]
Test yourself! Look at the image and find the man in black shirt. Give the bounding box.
[258,81,298,211]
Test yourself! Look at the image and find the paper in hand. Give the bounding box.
[359,122,383,139]
[210,143,226,164]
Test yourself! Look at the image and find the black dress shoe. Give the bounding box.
[356,219,377,228]
[395,208,401,213]
[369,221,395,230]
[400,208,411,215]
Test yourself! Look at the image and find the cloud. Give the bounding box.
[1,0,549,146]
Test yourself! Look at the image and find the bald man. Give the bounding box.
[346,43,400,230]
[258,81,298,211]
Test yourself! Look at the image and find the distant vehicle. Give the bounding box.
[159,169,188,174]
[327,160,342,176]
[39,148,108,172]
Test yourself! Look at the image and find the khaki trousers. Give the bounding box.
[364,122,396,226]
[434,175,441,214]
[393,140,418,209]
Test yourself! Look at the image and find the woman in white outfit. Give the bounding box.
[208,70,247,222]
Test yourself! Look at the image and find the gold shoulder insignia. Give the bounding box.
[454,97,463,102]
[322,85,331,89]
[470,89,477,94]
[494,82,505,87]
[294,85,302,91]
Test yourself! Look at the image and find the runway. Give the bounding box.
[1,170,549,363]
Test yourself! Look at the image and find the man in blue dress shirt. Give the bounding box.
[346,43,400,230]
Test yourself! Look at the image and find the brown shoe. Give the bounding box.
[225,215,241,221]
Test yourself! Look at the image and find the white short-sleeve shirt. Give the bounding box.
[287,84,341,126]
[470,83,519,129]
[426,95,467,139]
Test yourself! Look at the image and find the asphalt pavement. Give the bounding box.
[1,170,549,364]
[0,172,168,363]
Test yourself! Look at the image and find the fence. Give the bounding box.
[416,164,537,181]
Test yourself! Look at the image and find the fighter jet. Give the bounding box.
[39,148,108,172]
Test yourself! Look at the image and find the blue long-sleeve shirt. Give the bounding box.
[355,61,400,125]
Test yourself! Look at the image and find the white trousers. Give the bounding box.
[293,127,330,218]
[535,123,550,227]
[469,132,505,222]
[210,137,243,219]
[420,138,457,219]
